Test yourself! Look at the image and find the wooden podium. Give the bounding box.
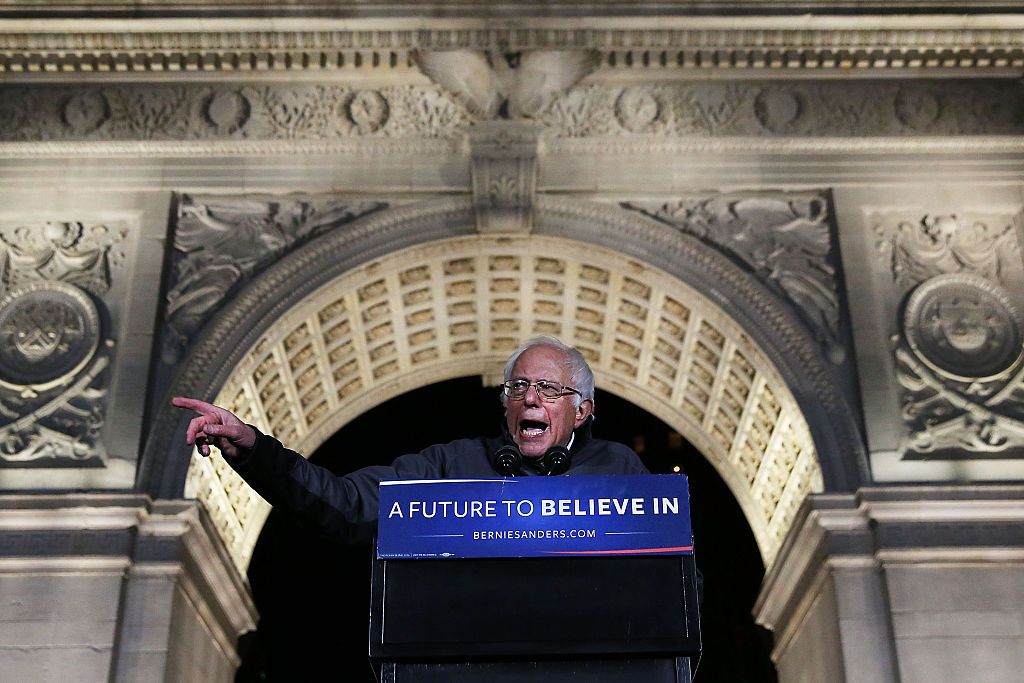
[369,548,701,682]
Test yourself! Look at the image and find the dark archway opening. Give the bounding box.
[236,377,776,682]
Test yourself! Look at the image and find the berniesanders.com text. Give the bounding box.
[472,529,597,540]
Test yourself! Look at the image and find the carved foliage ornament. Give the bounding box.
[534,80,1024,139]
[0,84,468,142]
[879,212,1024,456]
[164,196,388,363]
[0,79,1021,143]
[883,213,1016,289]
[624,193,843,361]
[0,220,127,297]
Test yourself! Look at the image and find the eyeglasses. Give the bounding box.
[502,379,581,401]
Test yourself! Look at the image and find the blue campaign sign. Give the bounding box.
[377,475,693,559]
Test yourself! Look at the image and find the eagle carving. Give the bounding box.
[413,49,600,119]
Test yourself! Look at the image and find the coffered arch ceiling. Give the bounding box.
[148,197,862,574]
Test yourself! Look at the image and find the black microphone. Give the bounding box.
[492,444,522,477]
[542,446,570,476]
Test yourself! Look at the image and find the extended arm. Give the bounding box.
[173,396,446,542]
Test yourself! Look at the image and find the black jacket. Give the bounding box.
[229,419,647,542]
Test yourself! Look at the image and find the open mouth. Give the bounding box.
[519,419,549,438]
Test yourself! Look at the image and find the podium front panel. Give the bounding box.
[370,553,700,659]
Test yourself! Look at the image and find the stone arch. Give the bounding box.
[142,196,865,573]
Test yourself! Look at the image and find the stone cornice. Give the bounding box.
[755,486,1024,641]
[5,136,1024,159]
[0,2,1021,18]
[2,16,1024,78]
[0,493,258,636]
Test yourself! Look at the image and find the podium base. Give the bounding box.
[377,656,693,682]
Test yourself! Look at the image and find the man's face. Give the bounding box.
[505,345,593,457]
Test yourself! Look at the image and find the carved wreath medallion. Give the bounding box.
[0,281,101,392]
[903,273,1024,382]
[614,87,661,133]
[345,90,389,133]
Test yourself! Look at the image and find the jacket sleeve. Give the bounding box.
[226,427,448,543]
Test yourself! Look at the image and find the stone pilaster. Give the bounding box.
[0,494,257,682]
[756,487,1024,683]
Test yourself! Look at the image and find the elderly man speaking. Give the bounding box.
[174,336,648,541]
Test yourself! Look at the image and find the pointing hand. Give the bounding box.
[172,396,256,459]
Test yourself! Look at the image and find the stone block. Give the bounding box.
[886,565,1024,614]
[894,635,1024,683]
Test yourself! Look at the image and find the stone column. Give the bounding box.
[756,486,1024,683]
[0,494,257,682]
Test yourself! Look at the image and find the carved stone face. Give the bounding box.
[504,345,592,457]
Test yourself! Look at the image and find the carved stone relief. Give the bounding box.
[0,79,1022,144]
[614,87,665,133]
[0,84,470,142]
[534,80,1024,138]
[414,49,600,119]
[0,282,101,393]
[164,196,388,363]
[624,193,844,361]
[0,220,127,467]
[873,211,1024,457]
[469,121,539,233]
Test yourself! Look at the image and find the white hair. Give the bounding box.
[502,336,595,407]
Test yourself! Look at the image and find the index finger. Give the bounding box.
[172,396,218,414]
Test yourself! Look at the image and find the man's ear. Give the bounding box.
[574,399,594,428]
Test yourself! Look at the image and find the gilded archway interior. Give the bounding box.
[185,235,823,572]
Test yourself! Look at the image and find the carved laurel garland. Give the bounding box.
[184,233,822,573]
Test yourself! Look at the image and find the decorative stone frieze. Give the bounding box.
[535,80,1024,138]
[872,210,1024,458]
[1,79,1022,146]
[624,192,844,360]
[0,84,469,142]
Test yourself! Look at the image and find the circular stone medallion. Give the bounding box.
[346,91,389,133]
[903,273,1024,382]
[0,282,101,391]
[893,88,940,130]
[203,91,251,134]
[63,91,111,134]
[754,89,803,132]
[614,87,661,133]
